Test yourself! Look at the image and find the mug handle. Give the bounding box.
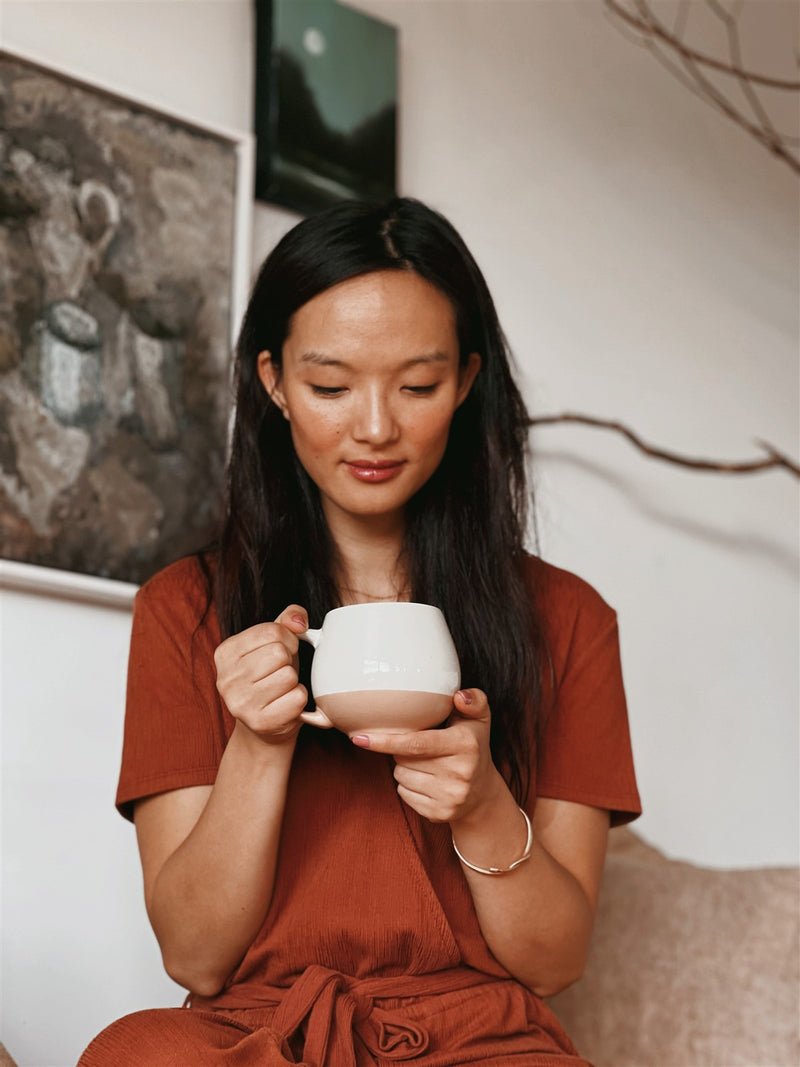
[299,708,334,730]
[297,628,334,730]
[299,627,322,649]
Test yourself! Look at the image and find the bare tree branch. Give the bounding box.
[605,0,800,87]
[529,413,800,477]
[677,28,793,162]
[604,0,800,171]
[543,10,799,481]
[706,0,779,139]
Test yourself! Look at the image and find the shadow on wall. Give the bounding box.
[537,448,798,579]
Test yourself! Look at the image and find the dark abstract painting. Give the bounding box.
[255,0,397,214]
[0,51,246,586]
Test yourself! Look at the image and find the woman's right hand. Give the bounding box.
[139,603,310,995]
[213,605,309,744]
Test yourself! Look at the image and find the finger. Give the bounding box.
[352,696,489,755]
[238,640,297,683]
[450,688,491,723]
[250,663,301,703]
[216,620,299,662]
[352,727,458,758]
[393,763,436,797]
[221,664,301,718]
[274,604,309,634]
[395,783,451,824]
[250,684,308,733]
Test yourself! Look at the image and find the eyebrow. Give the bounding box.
[298,351,452,368]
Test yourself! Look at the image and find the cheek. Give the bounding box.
[412,401,459,448]
[289,399,346,452]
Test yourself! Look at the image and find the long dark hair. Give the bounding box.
[216,197,544,803]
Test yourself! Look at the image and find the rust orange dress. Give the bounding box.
[78,555,641,1066]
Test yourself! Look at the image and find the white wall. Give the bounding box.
[1,5,260,1064]
[1,2,797,1065]
[1,587,183,1066]
[345,0,799,873]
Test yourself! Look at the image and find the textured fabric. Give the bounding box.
[549,829,800,1067]
[532,563,639,826]
[79,997,593,1067]
[81,554,640,1065]
[0,1043,18,1067]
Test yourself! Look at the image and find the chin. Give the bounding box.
[329,492,410,524]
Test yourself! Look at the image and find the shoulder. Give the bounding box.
[526,556,641,823]
[137,553,214,604]
[134,554,217,637]
[523,554,616,627]
[522,555,619,675]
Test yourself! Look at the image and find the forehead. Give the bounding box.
[285,270,458,351]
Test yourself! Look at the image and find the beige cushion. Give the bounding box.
[549,829,800,1067]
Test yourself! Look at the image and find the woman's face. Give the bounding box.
[258,269,480,535]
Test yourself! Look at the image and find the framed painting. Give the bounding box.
[0,47,253,606]
[254,0,398,215]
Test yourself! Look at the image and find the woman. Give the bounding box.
[79,197,640,1066]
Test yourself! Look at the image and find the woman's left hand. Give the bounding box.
[355,688,610,998]
[351,688,504,823]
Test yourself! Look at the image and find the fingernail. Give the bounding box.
[457,689,472,704]
[291,613,306,626]
[351,734,371,747]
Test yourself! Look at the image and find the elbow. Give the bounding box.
[162,952,229,999]
[531,964,585,999]
[530,911,595,998]
[526,943,590,999]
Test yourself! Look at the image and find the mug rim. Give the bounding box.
[323,601,443,620]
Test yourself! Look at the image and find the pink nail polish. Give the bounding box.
[457,689,472,704]
[351,734,371,747]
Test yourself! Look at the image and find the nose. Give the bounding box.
[351,386,400,446]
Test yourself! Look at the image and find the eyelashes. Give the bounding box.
[309,384,440,397]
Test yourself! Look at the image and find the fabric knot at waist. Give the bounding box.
[190,963,493,1066]
[272,964,429,1064]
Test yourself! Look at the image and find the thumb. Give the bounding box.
[275,603,309,634]
[452,687,491,723]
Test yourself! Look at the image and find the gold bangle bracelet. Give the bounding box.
[452,806,533,875]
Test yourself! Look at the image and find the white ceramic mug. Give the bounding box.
[298,602,460,736]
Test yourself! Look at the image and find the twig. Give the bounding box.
[706,0,779,142]
[603,0,800,172]
[605,0,800,88]
[529,413,800,477]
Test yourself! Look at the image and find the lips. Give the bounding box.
[344,459,406,483]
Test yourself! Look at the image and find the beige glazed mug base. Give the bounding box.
[315,690,453,736]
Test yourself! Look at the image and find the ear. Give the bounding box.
[456,351,481,407]
[257,351,289,419]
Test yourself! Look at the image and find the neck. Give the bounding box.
[323,506,408,604]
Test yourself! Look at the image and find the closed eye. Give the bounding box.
[310,385,346,396]
[403,384,439,395]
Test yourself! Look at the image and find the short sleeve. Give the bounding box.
[115,557,230,821]
[533,562,642,826]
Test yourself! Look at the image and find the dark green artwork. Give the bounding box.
[255,0,397,214]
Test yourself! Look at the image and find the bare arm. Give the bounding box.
[133,606,309,997]
[449,776,608,996]
[353,688,609,997]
